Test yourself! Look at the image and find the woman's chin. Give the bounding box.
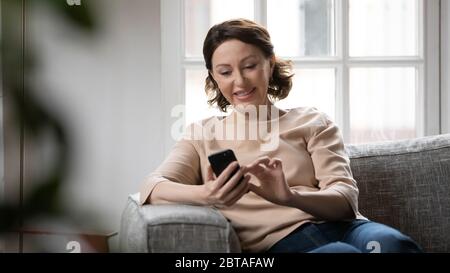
[233,102,257,110]
[233,99,270,110]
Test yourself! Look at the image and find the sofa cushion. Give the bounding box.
[120,194,241,252]
[346,134,450,252]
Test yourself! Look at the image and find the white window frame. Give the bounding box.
[442,0,450,134]
[161,0,441,155]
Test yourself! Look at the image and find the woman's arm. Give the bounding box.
[139,138,202,205]
[285,188,354,221]
[140,133,250,207]
[147,162,250,207]
[246,111,359,221]
[246,157,354,221]
[145,181,206,205]
[304,113,360,220]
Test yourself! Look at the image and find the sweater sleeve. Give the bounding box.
[306,112,359,217]
[139,137,201,205]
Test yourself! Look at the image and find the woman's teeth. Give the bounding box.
[234,88,254,97]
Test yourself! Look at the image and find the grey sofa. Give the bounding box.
[120,134,450,252]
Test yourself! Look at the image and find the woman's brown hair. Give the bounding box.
[203,19,294,112]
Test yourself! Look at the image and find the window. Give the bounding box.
[161,0,439,152]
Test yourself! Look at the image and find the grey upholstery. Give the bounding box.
[119,194,241,252]
[346,134,450,252]
[120,134,450,252]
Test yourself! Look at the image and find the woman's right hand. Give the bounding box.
[202,161,250,208]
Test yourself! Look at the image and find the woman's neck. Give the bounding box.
[233,101,286,122]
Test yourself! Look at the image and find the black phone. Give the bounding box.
[208,149,241,182]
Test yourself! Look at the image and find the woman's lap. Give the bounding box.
[266,219,422,253]
[340,220,423,253]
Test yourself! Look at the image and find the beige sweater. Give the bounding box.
[139,107,365,252]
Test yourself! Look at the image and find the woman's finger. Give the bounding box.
[246,162,267,176]
[216,161,240,186]
[223,175,251,206]
[252,156,271,167]
[269,158,283,169]
[220,165,247,196]
[248,181,264,197]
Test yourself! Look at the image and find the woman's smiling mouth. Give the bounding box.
[233,87,256,101]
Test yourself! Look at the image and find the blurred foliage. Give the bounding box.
[0,0,96,237]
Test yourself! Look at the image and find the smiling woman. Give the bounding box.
[139,18,423,253]
[203,19,293,112]
[211,41,272,107]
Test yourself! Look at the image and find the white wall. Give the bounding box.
[27,0,162,250]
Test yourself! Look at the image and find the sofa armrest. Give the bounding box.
[119,194,241,252]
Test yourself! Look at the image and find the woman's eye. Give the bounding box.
[245,64,256,69]
[220,71,231,76]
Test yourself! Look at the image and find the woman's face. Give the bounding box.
[210,39,274,109]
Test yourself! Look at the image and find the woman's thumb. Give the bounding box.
[207,165,215,181]
[248,182,263,196]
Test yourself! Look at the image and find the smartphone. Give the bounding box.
[208,149,241,182]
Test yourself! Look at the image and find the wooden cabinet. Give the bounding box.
[2,229,117,253]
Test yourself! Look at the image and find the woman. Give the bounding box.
[140,19,422,253]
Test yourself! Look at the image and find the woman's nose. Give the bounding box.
[234,70,246,86]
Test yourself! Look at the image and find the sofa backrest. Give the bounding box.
[346,134,450,253]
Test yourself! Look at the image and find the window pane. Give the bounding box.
[275,69,335,120]
[185,0,254,58]
[349,0,419,57]
[350,67,416,144]
[185,68,225,124]
[267,0,335,57]
[186,68,335,125]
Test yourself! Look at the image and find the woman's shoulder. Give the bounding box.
[184,115,221,130]
[185,116,218,127]
[283,107,339,141]
[289,106,322,115]
[182,115,222,141]
[286,106,331,127]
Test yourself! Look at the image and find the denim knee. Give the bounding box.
[308,242,361,253]
[344,222,423,253]
[370,230,423,253]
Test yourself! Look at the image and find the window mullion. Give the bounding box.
[291,59,341,68]
[254,0,267,27]
[443,0,450,133]
[417,63,425,137]
[336,0,350,142]
[183,58,205,65]
[347,59,424,67]
[339,66,350,143]
[424,0,440,136]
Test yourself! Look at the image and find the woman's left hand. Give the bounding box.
[245,156,294,206]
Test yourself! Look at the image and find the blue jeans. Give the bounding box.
[266,220,423,253]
